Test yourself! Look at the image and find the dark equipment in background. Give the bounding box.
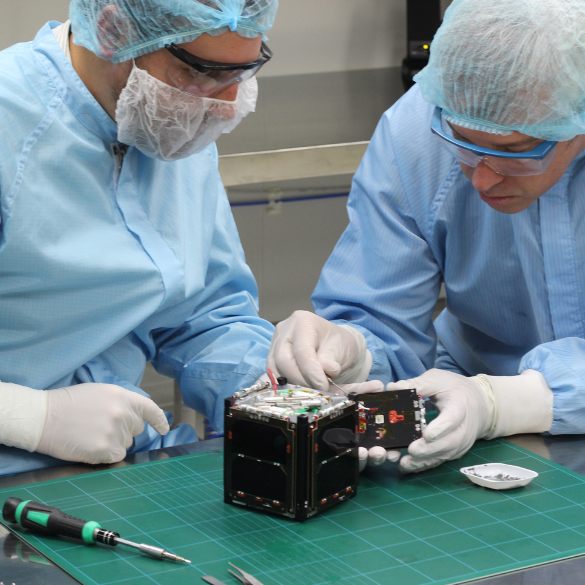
[402,0,443,90]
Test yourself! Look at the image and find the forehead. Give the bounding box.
[180,31,262,63]
[450,122,539,147]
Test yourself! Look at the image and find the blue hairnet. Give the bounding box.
[415,0,585,141]
[70,0,278,63]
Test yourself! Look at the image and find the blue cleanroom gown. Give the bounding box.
[313,84,585,436]
[0,23,273,476]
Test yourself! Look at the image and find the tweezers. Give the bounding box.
[228,562,265,585]
[202,577,228,585]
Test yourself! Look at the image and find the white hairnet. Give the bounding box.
[415,0,585,140]
[70,0,278,63]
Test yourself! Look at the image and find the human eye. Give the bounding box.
[452,131,475,145]
[505,140,542,154]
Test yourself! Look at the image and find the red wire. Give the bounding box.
[267,368,278,395]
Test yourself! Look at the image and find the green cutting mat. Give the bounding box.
[2,439,585,585]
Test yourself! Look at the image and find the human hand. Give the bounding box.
[37,383,169,465]
[358,446,402,472]
[386,369,494,473]
[386,368,552,473]
[327,379,384,395]
[267,311,372,391]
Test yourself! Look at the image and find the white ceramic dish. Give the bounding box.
[460,463,538,490]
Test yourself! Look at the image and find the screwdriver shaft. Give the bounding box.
[115,537,191,563]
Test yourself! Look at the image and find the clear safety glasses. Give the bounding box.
[165,42,272,98]
[431,107,558,176]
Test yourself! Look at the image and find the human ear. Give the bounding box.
[96,4,133,59]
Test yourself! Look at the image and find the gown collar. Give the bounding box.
[33,22,119,144]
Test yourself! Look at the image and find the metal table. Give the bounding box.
[2,434,585,584]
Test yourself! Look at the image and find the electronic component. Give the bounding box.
[224,381,426,522]
[351,389,425,450]
[224,381,359,522]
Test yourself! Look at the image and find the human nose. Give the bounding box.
[212,83,239,103]
[205,83,240,121]
[470,160,505,192]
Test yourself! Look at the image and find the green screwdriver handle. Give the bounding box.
[2,497,118,545]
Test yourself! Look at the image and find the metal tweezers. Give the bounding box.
[201,563,264,585]
[228,562,265,585]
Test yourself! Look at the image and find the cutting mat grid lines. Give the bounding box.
[2,441,585,585]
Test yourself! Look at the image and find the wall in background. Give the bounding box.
[264,0,453,76]
[0,1,456,75]
[265,0,405,77]
[0,0,70,50]
[0,0,408,76]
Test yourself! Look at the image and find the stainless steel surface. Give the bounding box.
[0,523,81,584]
[216,68,403,191]
[218,68,403,154]
[505,434,552,461]
[114,537,191,563]
[219,141,369,187]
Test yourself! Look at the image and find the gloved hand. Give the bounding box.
[358,446,401,472]
[0,382,169,465]
[327,380,384,396]
[386,369,553,473]
[267,310,373,391]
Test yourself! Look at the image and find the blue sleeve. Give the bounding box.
[312,101,443,384]
[150,193,273,432]
[520,337,585,434]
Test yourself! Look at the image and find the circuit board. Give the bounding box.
[356,389,425,449]
[2,439,585,585]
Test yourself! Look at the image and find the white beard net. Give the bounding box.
[115,64,258,161]
[414,0,585,141]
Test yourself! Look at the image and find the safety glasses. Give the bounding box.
[165,42,272,97]
[431,107,558,176]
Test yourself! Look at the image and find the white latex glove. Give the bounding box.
[267,310,373,391]
[386,369,553,473]
[358,446,402,472]
[327,380,384,396]
[0,381,169,465]
[256,373,384,396]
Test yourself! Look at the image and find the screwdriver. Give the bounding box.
[2,497,191,564]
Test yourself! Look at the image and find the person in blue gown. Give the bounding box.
[0,0,278,477]
[268,0,585,472]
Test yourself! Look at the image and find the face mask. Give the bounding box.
[115,62,258,161]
